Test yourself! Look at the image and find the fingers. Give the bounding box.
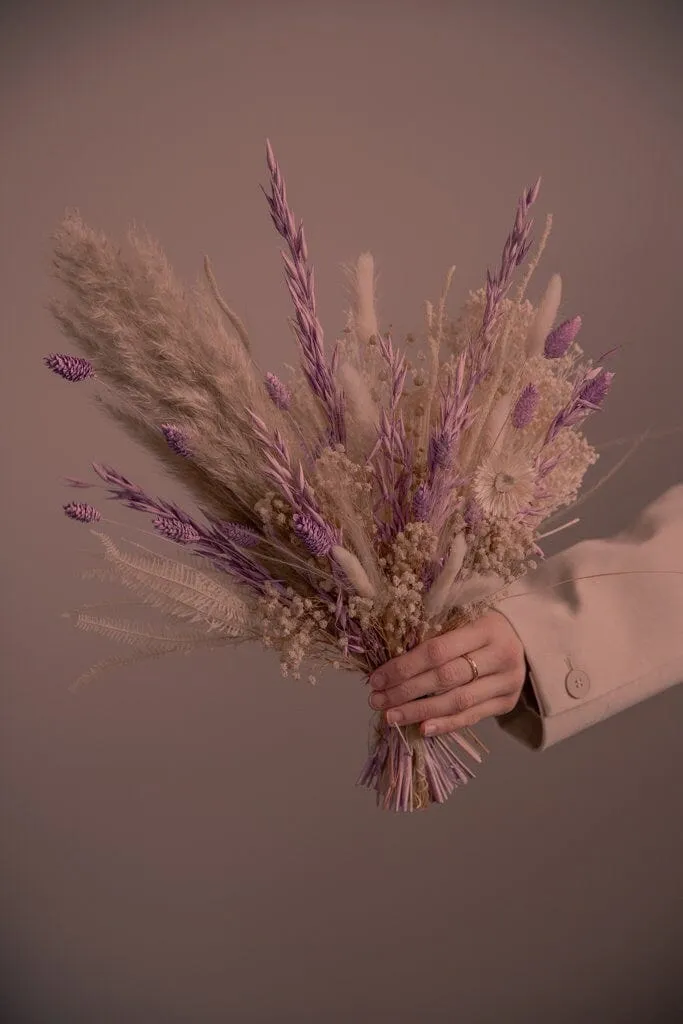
[421,695,520,737]
[369,617,491,691]
[369,643,491,711]
[379,672,511,728]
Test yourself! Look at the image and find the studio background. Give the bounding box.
[1,1,682,1022]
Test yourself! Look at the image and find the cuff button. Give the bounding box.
[565,669,590,700]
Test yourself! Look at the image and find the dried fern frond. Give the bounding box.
[71,612,211,647]
[68,634,234,693]
[90,530,255,635]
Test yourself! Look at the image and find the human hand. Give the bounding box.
[367,610,528,737]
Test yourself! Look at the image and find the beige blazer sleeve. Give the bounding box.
[491,484,683,751]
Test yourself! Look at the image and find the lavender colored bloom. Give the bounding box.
[152,516,200,544]
[511,383,540,428]
[412,482,431,522]
[215,521,261,548]
[64,501,101,523]
[160,424,192,457]
[544,315,582,359]
[292,512,335,557]
[578,368,615,408]
[44,353,94,382]
[428,432,451,472]
[264,372,292,410]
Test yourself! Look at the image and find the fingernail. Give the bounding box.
[423,723,436,736]
[386,711,401,725]
[369,693,386,709]
[370,672,385,690]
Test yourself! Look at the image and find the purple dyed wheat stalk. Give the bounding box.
[423,179,541,529]
[261,140,346,446]
[88,463,282,594]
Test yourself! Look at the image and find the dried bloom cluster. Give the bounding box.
[257,583,333,678]
[45,141,620,812]
[466,515,538,583]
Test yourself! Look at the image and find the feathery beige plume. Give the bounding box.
[49,212,300,526]
[447,571,507,609]
[331,545,376,599]
[351,252,379,345]
[423,533,467,619]
[336,358,379,455]
[203,255,251,352]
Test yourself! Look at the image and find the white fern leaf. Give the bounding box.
[68,635,234,693]
[89,531,253,635]
[72,613,210,648]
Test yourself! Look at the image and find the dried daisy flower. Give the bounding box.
[471,448,538,520]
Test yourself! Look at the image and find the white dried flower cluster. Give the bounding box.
[381,521,439,576]
[313,445,375,530]
[347,595,375,631]
[374,522,440,655]
[465,515,538,584]
[537,429,600,516]
[445,289,535,366]
[255,490,293,533]
[257,582,333,679]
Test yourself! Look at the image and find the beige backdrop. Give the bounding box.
[2,1,682,1022]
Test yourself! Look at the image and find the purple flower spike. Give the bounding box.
[64,501,101,523]
[152,516,201,544]
[44,354,94,382]
[264,372,292,411]
[578,369,615,408]
[292,512,335,557]
[511,383,540,428]
[544,315,582,359]
[215,522,261,548]
[412,482,431,522]
[160,424,192,457]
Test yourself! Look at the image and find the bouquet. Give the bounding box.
[44,141,619,812]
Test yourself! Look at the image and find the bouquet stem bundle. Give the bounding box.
[44,142,620,811]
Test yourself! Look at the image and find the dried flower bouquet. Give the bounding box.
[44,141,619,811]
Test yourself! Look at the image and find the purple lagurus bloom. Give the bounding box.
[264,372,292,411]
[577,368,615,408]
[511,383,540,429]
[214,521,261,548]
[152,516,201,544]
[292,512,335,557]
[64,501,101,523]
[428,431,452,472]
[160,424,192,457]
[44,353,94,382]
[544,315,582,359]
